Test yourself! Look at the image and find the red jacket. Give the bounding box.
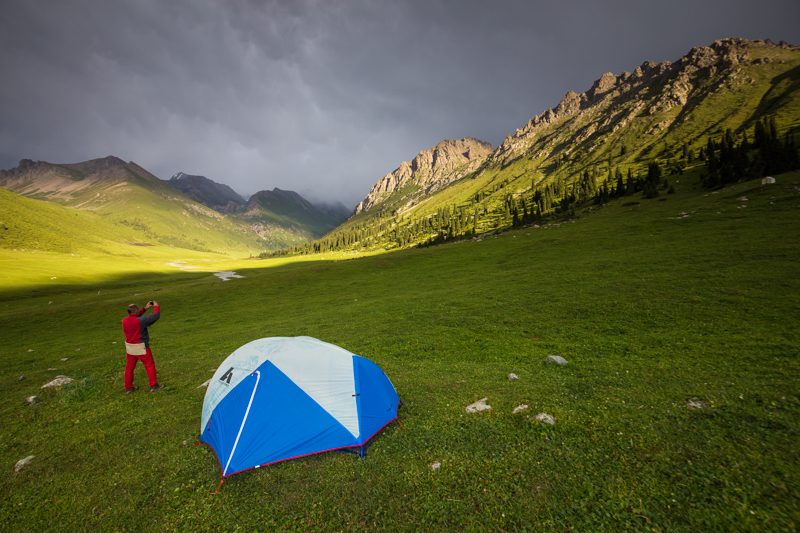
[122,305,161,348]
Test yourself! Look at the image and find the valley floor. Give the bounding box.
[0,174,798,530]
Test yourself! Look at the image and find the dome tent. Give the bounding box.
[200,337,399,484]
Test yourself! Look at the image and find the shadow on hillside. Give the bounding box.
[745,64,800,127]
[0,253,396,304]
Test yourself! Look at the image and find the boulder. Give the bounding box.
[762,176,775,184]
[465,397,492,413]
[533,413,556,425]
[14,455,34,473]
[686,397,708,410]
[26,395,38,405]
[512,404,529,414]
[546,355,568,366]
[508,373,519,381]
[41,375,74,389]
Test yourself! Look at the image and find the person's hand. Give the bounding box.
[145,301,153,309]
[151,300,159,308]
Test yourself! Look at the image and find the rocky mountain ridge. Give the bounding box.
[354,137,493,214]
[350,38,797,222]
[490,38,796,166]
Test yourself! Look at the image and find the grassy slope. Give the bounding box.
[65,178,268,254]
[0,172,798,529]
[3,161,303,254]
[0,188,266,288]
[244,191,346,238]
[330,42,800,248]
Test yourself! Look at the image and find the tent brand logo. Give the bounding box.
[220,367,234,385]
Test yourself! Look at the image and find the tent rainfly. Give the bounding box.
[200,336,399,488]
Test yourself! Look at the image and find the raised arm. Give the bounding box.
[140,301,161,327]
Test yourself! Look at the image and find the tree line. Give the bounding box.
[701,117,798,188]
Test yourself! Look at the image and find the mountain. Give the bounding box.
[488,38,800,167]
[0,156,287,253]
[167,172,245,213]
[242,188,350,238]
[0,155,351,253]
[0,156,167,205]
[288,38,800,254]
[164,172,348,241]
[354,137,493,215]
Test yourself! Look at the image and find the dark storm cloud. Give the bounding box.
[1,0,798,206]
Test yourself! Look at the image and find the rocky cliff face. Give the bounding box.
[354,137,492,214]
[490,38,790,165]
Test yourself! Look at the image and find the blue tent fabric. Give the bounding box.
[200,337,399,478]
[353,355,400,444]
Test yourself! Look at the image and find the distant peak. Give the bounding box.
[169,172,209,182]
[90,155,126,166]
[251,187,300,198]
[354,136,493,214]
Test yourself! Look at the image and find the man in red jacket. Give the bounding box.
[121,300,163,394]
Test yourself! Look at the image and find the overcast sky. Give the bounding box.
[1,0,798,206]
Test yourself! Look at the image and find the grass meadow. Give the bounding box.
[1,173,799,530]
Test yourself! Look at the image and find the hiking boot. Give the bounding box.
[125,386,138,395]
[149,384,163,393]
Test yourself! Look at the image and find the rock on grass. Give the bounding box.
[14,456,34,472]
[41,376,74,389]
[513,404,529,414]
[26,395,38,405]
[546,355,568,366]
[508,373,519,381]
[532,413,556,425]
[686,397,709,410]
[465,398,491,413]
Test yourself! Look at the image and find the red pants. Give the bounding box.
[124,347,158,389]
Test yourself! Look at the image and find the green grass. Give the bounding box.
[0,173,799,529]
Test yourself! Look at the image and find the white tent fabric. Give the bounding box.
[201,336,360,438]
